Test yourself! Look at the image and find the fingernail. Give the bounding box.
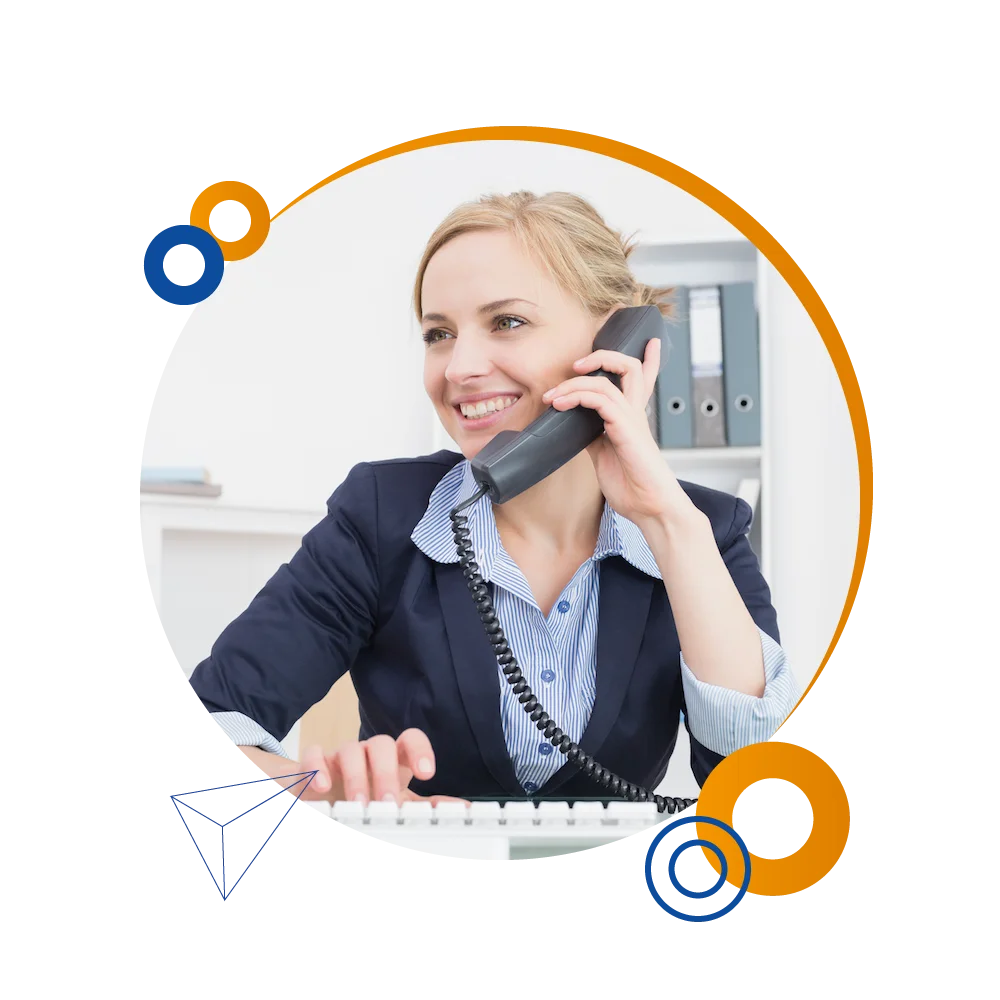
[353,792,365,803]
[418,757,433,776]
[382,793,396,803]
[542,390,553,400]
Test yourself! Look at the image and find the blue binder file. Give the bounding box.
[720,282,761,447]
[656,285,694,448]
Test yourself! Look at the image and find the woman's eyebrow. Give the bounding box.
[421,298,537,324]
[477,297,537,314]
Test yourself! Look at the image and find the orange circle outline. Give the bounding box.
[190,181,270,262]
[696,742,850,895]
[270,126,872,718]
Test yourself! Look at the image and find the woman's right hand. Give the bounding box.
[298,728,465,805]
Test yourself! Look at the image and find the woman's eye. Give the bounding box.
[422,329,452,345]
[495,314,527,332]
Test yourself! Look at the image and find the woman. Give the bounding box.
[190,191,799,808]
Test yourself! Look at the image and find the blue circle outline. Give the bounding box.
[144,224,224,305]
[644,815,751,922]
[668,839,728,899]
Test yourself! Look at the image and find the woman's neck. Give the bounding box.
[489,451,605,552]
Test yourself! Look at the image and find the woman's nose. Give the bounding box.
[444,333,493,383]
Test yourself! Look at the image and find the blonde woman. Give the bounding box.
[190,191,799,809]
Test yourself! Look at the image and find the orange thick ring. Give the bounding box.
[190,181,270,262]
[696,742,850,896]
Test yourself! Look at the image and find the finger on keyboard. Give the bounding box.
[396,728,436,780]
[300,745,329,796]
[364,735,401,803]
[337,740,369,804]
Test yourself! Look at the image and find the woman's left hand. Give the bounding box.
[541,338,695,526]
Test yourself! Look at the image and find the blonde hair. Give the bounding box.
[412,190,677,323]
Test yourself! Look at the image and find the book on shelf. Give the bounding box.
[140,481,222,497]
[140,466,212,484]
[140,465,221,497]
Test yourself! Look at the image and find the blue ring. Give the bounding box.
[668,839,728,899]
[144,224,224,305]
[644,816,751,922]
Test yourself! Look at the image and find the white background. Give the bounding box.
[142,138,855,738]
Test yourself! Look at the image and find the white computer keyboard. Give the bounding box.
[310,799,690,860]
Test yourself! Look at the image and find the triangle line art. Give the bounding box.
[219,773,318,900]
[222,773,312,827]
[172,770,319,798]
[174,803,226,899]
[172,770,320,900]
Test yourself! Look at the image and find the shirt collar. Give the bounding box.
[410,458,662,580]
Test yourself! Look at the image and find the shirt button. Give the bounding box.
[538,743,554,756]
[557,600,571,613]
[540,669,556,683]
[523,781,539,793]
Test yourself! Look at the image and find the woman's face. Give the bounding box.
[421,229,615,459]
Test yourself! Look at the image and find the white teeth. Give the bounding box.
[459,396,518,419]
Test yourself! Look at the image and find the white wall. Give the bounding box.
[142,139,859,692]
[760,257,860,687]
[142,141,743,511]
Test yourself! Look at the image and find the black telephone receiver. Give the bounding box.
[470,305,664,504]
[450,305,697,815]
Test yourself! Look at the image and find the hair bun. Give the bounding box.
[634,283,678,320]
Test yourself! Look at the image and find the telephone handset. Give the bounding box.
[470,304,664,504]
[450,306,697,814]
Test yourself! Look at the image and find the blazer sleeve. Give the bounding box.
[188,462,380,746]
[679,496,801,768]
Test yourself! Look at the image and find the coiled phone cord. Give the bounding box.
[450,487,697,816]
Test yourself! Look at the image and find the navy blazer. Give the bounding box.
[189,451,779,798]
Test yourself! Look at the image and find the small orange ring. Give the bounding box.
[190,181,271,263]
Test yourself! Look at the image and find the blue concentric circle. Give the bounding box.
[645,815,751,921]
[668,839,728,899]
[144,224,224,305]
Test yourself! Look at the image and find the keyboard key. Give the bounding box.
[469,801,502,825]
[399,801,433,825]
[502,801,537,825]
[535,801,571,823]
[570,801,606,824]
[332,800,365,824]
[366,801,400,825]
[606,801,659,825]
[434,802,469,825]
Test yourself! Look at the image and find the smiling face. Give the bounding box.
[421,229,613,459]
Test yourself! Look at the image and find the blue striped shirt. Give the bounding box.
[213,461,799,777]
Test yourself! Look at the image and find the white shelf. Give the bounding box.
[661,446,761,465]
[139,492,324,537]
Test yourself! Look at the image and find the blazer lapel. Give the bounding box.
[436,562,524,796]
[541,556,654,796]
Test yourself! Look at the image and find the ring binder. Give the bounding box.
[721,282,761,447]
[656,285,694,448]
[690,286,727,447]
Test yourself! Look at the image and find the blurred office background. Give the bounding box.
[141,141,859,798]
